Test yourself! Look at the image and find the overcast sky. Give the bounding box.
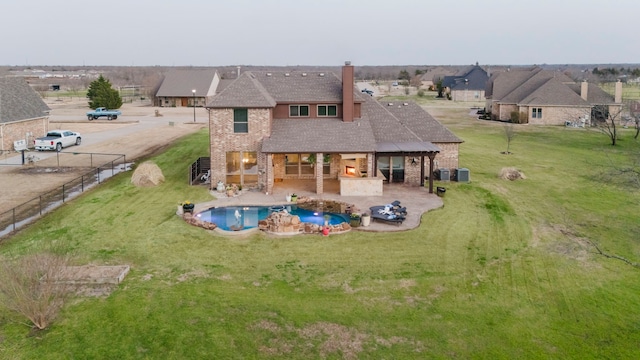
[3,0,638,67]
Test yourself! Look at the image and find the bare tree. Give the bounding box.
[502,124,516,154]
[0,253,71,330]
[592,105,625,146]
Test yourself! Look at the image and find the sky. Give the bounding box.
[3,0,639,67]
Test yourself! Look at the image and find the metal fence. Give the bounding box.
[0,153,128,238]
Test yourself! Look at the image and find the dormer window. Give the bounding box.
[317,105,337,117]
[289,105,309,117]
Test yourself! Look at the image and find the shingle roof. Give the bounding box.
[488,67,614,106]
[207,72,276,108]
[155,69,218,97]
[376,100,463,143]
[261,117,376,153]
[0,77,50,124]
[213,69,461,154]
[443,65,488,91]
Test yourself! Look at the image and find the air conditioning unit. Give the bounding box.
[437,168,450,182]
[456,168,470,182]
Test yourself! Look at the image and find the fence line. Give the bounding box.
[0,154,129,239]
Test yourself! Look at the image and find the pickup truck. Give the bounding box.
[34,130,82,152]
[86,107,121,120]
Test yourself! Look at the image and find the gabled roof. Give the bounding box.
[207,72,276,108]
[0,77,50,124]
[155,69,219,97]
[213,68,461,154]
[489,67,615,106]
[442,65,488,91]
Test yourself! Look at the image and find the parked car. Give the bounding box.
[34,130,81,152]
[361,88,374,96]
[392,82,399,87]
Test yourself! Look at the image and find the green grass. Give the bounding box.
[1,112,640,359]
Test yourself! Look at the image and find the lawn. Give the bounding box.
[1,107,639,359]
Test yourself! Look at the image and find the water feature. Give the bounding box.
[195,205,349,232]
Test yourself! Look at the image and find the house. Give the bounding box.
[419,66,459,90]
[441,64,489,102]
[485,67,622,125]
[155,69,220,107]
[0,77,50,152]
[205,62,462,196]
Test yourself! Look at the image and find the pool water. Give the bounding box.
[195,205,349,231]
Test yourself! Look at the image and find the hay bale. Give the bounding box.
[131,161,165,187]
[499,167,526,181]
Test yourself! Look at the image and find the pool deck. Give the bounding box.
[194,180,444,232]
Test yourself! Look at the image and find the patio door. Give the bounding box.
[377,156,404,183]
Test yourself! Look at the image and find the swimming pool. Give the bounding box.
[195,205,349,231]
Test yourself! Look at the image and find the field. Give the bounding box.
[0,104,639,359]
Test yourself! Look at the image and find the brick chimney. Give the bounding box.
[615,80,622,103]
[580,80,588,101]
[342,61,354,122]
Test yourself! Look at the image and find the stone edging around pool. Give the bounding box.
[178,197,361,236]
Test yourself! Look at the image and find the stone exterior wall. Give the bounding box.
[0,118,48,152]
[209,108,271,190]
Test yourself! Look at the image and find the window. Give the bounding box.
[317,105,337,117]
[289,105,309,117]
[226,151,257,185]
[234,109,248,133]
[532,108,542,119]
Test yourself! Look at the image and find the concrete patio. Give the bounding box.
[194,180,444,233]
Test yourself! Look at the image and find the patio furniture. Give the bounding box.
[369,205,406,226]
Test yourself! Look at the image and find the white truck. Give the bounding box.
[34,130,82,152]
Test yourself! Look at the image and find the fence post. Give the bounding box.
[12,208,16,232]
[81,175,84,193]
[62,184,65,202]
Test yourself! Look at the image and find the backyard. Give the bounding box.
[0,103,639,359]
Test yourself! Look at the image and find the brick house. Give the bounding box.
[205,62,462,195]
[0,77,50,152]
[485,67,622,125]
[155,69,220,107]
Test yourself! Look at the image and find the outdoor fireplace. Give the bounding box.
[345,165,356,176]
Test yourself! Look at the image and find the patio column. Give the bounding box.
[315,152,323,194]
[266,154,274,194]
[427,153,436,194]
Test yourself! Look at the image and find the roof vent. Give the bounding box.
[403,103,409,106]
[266,73,272,77]
[388,103,393,106]
[319,73,325,77]
[302,73,307,77]
[285,73,290,77]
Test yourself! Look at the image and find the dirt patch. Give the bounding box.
[0,101,206,214]
[250,319,424,358]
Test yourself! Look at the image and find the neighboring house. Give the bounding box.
[485,67,622,125]
[0,77,50,152]
[420,66,458,90]
[442,64,489,102]
[155,69,220,107]
[205,62,463,196]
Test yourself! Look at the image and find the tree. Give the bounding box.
[87,75,122,109]
[593,105,623,146]
[0,253,71,330]
[502,124,516,154]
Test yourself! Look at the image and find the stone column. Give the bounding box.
[315,152,323,194]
